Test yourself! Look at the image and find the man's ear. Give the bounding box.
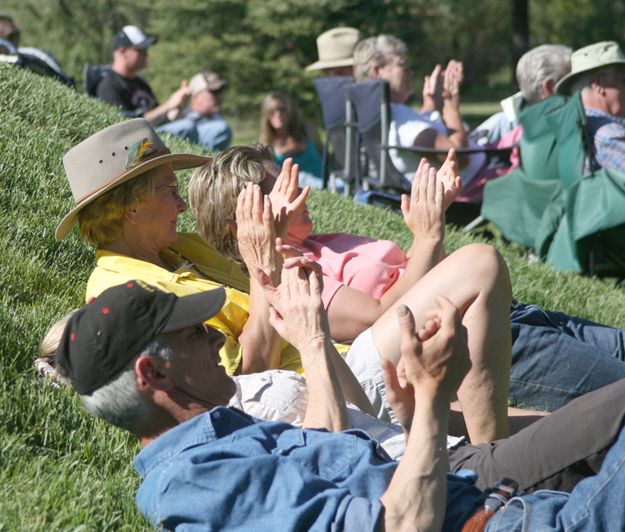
[542,79,555,98]
[589,76,607,97]
[369,64,381,79]
[135,357,173,392]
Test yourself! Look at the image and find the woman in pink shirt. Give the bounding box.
[189,143,625,420]
[190,144,513,444]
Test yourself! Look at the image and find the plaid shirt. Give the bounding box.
[586,107,625,173]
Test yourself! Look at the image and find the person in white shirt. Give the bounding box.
[353,34,485,187]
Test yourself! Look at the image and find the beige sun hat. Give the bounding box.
[555,41,625,95]
[55,118,210,240]
[188,70,227,95]
[305,27,361,72]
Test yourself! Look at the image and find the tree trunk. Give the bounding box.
[511,0,529,85]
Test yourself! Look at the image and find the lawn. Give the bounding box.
[1,65,625,528]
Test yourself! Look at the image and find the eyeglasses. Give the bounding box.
[156,184,181,198]
[271,104,287,114]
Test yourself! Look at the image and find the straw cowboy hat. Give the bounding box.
[55,118,210,240]
[305,27,361,72]
[555,41,625,95]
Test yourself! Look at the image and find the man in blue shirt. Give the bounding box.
[55,260,625,530]
[556,41,625,174]
[158,70,232,151]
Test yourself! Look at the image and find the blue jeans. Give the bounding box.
[509,302,625,410]
[485,423,625,530]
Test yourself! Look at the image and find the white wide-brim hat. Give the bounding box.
[56,118,210,240]
[555,41,625,95]
[305,27,361,72]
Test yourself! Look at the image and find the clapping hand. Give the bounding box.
[422,64,444,112]
[236,182,278,276]
[402,158,445,243]
[251,256,328,352]
[438,149,462,210]
[442,60,463,103]
[269,158,311,238]
[382,298,471,431]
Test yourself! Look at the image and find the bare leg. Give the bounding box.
[371,243,512,444]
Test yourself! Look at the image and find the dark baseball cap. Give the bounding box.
[112,25,158,50]
[55,280,225,395]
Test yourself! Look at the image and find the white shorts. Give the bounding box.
[230,368,406,459]
[345,327,397,424]
[230,366,463,458]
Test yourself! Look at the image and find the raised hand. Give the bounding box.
[442,59,463,105]
[437,149,462,210]
[251,257,328,352]
[275,237,305,259]
[398,298,470,399]
[235,182,278,276]
[421,63,444,112]
[268,158,311,238]
[401,158,445,243]
[165,80,191,119]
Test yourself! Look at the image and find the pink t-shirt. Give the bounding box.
[301,233,408,309]
[496,124,523,175]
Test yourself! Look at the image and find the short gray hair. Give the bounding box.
[516,44,572,104]
[353,35,407,82]
[80,337,173,433]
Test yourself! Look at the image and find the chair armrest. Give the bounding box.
[380,144,516,157]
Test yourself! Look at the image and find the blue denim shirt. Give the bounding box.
[157,111,232,151]
[133,407,482,531]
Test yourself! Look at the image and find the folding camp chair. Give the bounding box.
[313,76,358,194]
[18,47,74,87]
[484,92,625,276]
[83,63,111,97]
[346,79,512,225]
[0,40,74,86]
[542,93,625,275]
[481,95,568,248]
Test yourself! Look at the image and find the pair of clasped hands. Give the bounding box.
[235,157,470,420]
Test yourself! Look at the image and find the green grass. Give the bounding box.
[2,65,625,528]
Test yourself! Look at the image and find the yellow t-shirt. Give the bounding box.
[86,233,304,375]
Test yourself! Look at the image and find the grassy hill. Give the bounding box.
[1,65,625,528]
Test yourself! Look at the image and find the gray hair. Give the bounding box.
[80,337,173,433]
[353,35,407,82]
[516,44,572,104]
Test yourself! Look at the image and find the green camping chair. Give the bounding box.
[484,92,625,276]
[544,95,625,275]
[481,95,567,248]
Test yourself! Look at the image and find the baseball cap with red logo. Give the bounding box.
[55,280,225,395]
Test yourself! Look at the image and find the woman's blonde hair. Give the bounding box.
[188,144,275,263]
[259,91,305,146]
[77,169,156,247]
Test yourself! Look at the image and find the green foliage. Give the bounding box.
[2,58,625,526]
[6,0,625,123]
[531,0,625,50]
[0,0,592,121]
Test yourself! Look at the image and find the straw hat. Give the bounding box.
[555,41,625,95]
[305,27,361,72]
[55,118,210,240]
